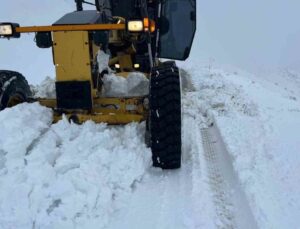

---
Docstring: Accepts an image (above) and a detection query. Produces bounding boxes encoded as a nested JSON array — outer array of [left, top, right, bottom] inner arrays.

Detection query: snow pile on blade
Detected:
[[98, 50, 149, 97], [180, 61, 300, 229], [0, 103, 151, 229], [102, 72, 149, 97]]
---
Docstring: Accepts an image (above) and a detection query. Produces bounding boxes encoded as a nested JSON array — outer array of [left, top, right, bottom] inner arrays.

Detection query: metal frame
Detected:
[[39, 96, 147, 124], [16, 24, 125, 33]]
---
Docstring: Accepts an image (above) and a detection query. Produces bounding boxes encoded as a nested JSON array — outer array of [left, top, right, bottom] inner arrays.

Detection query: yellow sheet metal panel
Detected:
[[38, 98, 57, 108], [38, 97, 146, 116], [116, 72, 130, 78], [93, 97, 145, 114], [118, 54, 133, 71], [53, 31, 92, 81]]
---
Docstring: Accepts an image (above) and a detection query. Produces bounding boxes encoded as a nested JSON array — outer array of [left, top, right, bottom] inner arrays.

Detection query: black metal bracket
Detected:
[[75, 0, 98, 11]]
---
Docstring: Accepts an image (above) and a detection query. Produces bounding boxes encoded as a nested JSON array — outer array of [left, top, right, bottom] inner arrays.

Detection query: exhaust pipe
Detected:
[[75, 0, 100, 11], [75, 0, 83, 11]]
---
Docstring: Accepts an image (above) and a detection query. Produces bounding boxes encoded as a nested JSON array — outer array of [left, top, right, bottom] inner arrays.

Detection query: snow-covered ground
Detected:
[[180, 62, 300, 228], [1, 62, 299, 228], [0, 104, 151, 229]]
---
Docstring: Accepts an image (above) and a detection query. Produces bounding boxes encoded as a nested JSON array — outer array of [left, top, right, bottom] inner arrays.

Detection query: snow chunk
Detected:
[[102, 72, 149, 97], [97, 50, 111, 73], [97, 50, 149, 97], [31, 77, 56, 99]]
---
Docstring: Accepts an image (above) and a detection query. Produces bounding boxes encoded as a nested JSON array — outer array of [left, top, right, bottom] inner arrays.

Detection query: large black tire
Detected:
[[0, 70, 31, 111], [149, 62, 182, 169]]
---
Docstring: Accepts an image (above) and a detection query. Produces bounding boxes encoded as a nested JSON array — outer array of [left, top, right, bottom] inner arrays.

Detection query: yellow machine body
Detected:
[[38, 29, 147, 124], [53, 31, 92, 82]]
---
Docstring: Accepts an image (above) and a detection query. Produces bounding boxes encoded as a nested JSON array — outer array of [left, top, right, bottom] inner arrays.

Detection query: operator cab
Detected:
[[96, 0, 196, 61], [45, 0, 196, 73]]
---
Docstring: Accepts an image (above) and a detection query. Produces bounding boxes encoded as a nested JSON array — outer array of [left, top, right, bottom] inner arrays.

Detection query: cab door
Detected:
[[158, 0, 196, 60]]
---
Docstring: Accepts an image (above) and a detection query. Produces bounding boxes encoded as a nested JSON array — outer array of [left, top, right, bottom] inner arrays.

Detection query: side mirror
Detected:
[[35, 32, 52, 48]]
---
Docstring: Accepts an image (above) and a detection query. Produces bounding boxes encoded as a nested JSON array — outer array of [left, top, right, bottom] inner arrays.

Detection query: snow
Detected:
[[97, 50, 149, 97], [97, 50, 111, 74], [102, 72, 149, 97], [31, 77, 56, 99], [0, 104, 151, 229], [180, 61, 300, 229], [1, 63, 300, 228]]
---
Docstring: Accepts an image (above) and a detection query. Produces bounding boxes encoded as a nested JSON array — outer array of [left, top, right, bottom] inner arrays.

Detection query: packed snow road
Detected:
[[1, 64, 300, 229]]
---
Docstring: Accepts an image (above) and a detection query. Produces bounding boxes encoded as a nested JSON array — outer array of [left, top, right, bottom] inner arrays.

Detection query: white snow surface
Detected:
[[0, 62, 300, 228], [179, 61, 300, 229], [0, 104, 151, 229]]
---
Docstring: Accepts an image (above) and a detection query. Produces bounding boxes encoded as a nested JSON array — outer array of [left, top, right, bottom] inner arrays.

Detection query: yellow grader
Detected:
[[0, 0, 196, 169]]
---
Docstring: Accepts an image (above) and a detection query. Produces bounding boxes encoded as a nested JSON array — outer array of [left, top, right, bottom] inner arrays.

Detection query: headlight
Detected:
[[127, 20, 144, 32], [0, 25, 13, 35], [127, 19, 156, 33], [0, 23, 20, 38]]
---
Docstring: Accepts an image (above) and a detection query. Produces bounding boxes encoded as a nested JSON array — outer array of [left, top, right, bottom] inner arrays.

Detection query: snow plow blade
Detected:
[[38, 97, 146, 124]]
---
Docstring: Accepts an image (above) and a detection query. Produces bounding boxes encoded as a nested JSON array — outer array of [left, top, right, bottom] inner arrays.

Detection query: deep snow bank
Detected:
[[0, 103, 151, 229], [180, 62, 300, 229]]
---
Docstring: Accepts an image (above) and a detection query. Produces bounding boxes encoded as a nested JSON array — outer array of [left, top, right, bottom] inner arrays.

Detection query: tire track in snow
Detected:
[[201, 128, 235, 228], [185, 100, 255, 229], [183, 100, 232, 228], [208, 125, 258, 229], [182, 68, 257, 228], [182, 114, 217, 229], [199, 125, 258, 229]]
